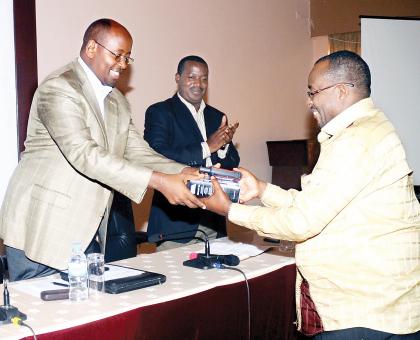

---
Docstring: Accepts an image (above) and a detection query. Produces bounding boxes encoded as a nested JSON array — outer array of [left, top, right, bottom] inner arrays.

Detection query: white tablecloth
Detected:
[[0, 243, 295, 339]]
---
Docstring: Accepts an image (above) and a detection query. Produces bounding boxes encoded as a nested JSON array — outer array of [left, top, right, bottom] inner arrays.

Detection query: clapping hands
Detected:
[[207, 115, 239, 153]]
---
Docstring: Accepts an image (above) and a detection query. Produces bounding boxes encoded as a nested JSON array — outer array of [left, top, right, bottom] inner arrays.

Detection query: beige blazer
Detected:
[[0, 60, 184, 269]]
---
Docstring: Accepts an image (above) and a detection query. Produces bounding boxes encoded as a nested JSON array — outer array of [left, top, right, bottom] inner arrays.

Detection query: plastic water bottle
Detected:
[[68, 241, 88, 301]]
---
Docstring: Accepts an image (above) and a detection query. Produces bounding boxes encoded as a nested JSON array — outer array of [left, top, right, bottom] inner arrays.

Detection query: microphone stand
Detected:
[[0, 258, 27, 325], [154, 235, 218, 269], [150, 229, 239, 270], [182, 230, 227, 270]]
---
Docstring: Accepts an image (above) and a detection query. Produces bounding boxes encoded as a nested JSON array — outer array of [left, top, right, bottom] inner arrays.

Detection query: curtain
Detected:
[[328, 31, 361, 55]]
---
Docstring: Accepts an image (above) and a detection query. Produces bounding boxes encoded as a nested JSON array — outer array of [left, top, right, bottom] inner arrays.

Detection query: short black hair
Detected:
[[82, 18, 113, 48], [315, 50, 371, 97], [177, 55, 208, 75]]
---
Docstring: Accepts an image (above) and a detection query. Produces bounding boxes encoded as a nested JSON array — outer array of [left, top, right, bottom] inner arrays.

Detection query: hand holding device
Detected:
[[235, 167, 267, 203], [198, 177, 233, 216], [187, 166, 241, 203], [150, 172, 206, 208]]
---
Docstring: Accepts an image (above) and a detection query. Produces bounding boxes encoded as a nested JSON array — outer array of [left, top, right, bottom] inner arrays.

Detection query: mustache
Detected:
[[309, 103, 319, 112], [190, 86, 204, 92]]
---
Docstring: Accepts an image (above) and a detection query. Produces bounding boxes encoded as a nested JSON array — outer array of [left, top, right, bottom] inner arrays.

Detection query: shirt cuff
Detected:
[[228, 203, 258, 229], [260, 183, 294, 208], [217, 144, 230, 159], [201, 142, 211, 159]]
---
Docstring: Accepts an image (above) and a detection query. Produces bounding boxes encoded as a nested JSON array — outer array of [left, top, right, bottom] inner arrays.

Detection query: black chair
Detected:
[[0, 194, 147, 274], [0, 255, 7, 284], [105, 192, 147, 262]]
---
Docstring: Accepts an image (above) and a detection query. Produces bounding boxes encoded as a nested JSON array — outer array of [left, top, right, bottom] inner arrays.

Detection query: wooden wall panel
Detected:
[[310, 0, 420, 36], [13, 0, 37, 156]]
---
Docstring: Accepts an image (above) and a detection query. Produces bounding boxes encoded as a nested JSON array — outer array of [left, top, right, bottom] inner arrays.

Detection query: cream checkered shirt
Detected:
[[229, 98, 420, 334]]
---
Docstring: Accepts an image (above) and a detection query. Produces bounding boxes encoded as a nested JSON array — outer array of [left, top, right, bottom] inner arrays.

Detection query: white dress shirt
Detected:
[[177, 93, 228, 167], [78, 57, 112, 117]]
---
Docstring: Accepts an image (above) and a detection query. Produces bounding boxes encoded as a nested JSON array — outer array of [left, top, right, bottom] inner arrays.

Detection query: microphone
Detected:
[[184, 252, 240, 270], [184, 230, 240, 270], [0, 256, 27, 326], [189, 253, 240, 267], [211, 254, 240, 266], [150, 229, 240, 269]]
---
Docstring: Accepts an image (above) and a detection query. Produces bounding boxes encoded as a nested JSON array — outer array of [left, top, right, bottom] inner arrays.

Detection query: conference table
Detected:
[[1, 241, 298, 340]]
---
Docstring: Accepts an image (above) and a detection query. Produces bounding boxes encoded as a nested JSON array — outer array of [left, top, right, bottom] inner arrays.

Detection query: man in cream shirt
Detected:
[[202, 51, 420, 339]]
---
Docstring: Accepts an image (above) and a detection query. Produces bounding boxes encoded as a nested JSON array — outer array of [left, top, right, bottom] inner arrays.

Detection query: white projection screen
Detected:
[[361, 17, 420, 185]]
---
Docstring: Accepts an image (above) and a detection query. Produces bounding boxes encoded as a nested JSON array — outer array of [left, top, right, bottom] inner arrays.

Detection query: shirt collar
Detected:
[[177, 92, 206, 114], [78, 57, 112, 104], [318, 97, 375, 143]]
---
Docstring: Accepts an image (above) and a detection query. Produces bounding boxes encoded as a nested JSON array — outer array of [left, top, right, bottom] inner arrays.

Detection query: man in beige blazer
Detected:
[[0, 18, 204, 281]]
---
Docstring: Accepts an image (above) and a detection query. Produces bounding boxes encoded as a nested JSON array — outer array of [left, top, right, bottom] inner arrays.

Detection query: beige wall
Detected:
[[36, 0, 314, 229], [311, 36, 329, 64]]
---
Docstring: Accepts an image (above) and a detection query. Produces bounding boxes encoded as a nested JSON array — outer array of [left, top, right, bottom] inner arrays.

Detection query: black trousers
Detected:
[[5, 238, 100, 282], [313, 327, 420, 340]]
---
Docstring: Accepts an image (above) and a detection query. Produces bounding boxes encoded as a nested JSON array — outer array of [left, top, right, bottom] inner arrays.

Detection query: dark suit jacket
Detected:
[[144, 94, 240, 242]]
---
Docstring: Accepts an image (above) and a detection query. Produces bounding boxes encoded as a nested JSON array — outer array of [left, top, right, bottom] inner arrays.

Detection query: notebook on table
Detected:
[[60, 264, 166, 294]]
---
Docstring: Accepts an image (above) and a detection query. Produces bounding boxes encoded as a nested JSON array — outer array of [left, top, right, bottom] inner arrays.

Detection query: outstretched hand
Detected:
[[181, 166, 201, 177], [235, 167, 267, 203], [200, 177, 232, 216], [149, 171, 206, 209]]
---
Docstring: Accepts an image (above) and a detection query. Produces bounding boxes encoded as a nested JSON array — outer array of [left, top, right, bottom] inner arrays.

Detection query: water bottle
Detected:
[[68, 241, 88, 301]]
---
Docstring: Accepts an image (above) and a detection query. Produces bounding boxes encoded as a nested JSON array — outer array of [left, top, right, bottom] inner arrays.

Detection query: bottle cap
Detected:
[[71, 241, 82, 253]]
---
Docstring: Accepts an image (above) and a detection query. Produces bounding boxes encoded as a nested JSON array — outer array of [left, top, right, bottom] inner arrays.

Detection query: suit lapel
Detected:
[[73, 60, 108, 149], [97, 191, 114, 254], [104, 93, 118, 152], [171, 95, 204, 142], [203, 106, 223, 138]]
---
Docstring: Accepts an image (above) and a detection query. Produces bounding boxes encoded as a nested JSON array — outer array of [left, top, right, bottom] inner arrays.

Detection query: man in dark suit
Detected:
[[144, 55, 240, 250]]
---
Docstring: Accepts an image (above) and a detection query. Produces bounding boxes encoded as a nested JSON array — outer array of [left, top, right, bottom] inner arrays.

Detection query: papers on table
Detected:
[[104, 264, 144, 281], [201, 237, 271, 260], [11, 276, 68, 298]]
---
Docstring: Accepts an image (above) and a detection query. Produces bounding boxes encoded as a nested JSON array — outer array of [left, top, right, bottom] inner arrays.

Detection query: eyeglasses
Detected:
[[94, 40, 134, 65], [307, 83, 354, 99]]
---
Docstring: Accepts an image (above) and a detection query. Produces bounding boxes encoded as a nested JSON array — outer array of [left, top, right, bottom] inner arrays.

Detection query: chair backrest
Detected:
[[0, 255, 7, 284], [105, 192, 137, 262]]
